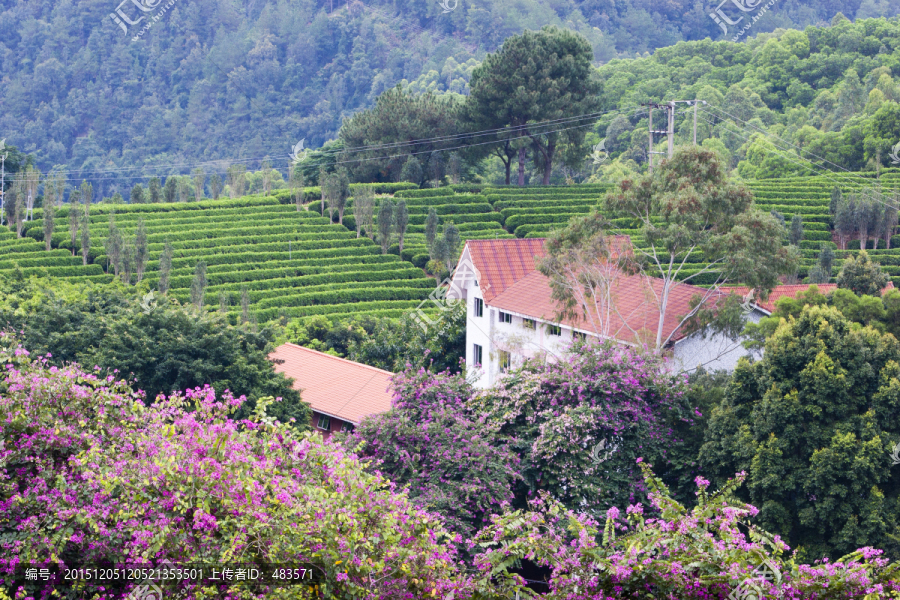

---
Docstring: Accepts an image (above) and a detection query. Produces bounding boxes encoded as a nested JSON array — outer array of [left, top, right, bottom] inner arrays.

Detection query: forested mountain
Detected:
[[1, 0, 899, 198]]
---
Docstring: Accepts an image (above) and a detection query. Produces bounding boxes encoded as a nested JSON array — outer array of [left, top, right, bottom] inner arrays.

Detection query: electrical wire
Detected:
[[693, 110, 900, 213], [5, 106, 638, 185], [702, 105, 896, 199]]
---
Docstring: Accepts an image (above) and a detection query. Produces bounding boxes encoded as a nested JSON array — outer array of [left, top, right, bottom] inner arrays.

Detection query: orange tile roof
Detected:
[[727, 281, 895, 313], [269, 343, 394, 424], [466, 236, 630, 303], [466, 238, 547, 303], [468, 238, 723, 345]]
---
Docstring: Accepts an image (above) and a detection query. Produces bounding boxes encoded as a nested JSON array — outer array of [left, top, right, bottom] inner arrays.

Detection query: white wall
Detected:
[[670, 308, 765, 373]]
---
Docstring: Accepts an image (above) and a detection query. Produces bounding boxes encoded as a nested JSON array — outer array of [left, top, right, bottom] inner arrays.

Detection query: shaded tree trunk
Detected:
[[517, 147, 526, 186], [542, 139, 556, 186]]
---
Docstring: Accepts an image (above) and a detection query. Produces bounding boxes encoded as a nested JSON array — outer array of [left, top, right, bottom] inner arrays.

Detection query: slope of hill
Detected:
[[20, 196, 436, 323], [0, 225, 111, 283], [1, 1, 898, 197]]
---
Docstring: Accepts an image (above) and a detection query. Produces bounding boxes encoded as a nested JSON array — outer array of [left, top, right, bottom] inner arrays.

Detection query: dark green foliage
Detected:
[[400, 156, 423, 186], [163, 178, 177, 203], [130, 184, 145, 204], [148, 178, 161, 204], [465, 26, 601, 185], [0, 278, 310, 428], [837, 250, 890, 296], [284, 301, 466, 375], [340, 87, 461, 184], [701, 304, 900, 561], [662, 369, 732, 505]]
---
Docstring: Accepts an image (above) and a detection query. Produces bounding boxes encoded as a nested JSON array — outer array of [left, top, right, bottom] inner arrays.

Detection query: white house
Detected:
[[450, 238, 770, 389]]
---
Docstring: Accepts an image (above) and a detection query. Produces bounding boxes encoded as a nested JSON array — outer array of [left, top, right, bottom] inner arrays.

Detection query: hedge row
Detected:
[[197, 265, 426, 296], [500, 205, 595, 220], [25, 205, 315, 234], [79, 222, 362, 247], [505, 212, 596, 231], [493, 198, 599, 211], [753, 203, 830, 215], [0, 256, 85, 270], [45, 196, 281, 219], [253, 285, 430, 310], [183, 277, 434, 306], [173, 260, 420, 285], [252, 299, 427, 323], [394, 188, 458, 198], [139, 254, 404, 285], [406, 221, 506, 234], [0, 264, 107, 278], [152, 257, 413, 289]]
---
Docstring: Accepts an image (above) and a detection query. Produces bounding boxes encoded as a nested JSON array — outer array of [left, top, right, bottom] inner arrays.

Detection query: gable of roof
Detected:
[[465, 238, 547, 303], [465, 236, 631, 303], [269, 343, 394, 424]]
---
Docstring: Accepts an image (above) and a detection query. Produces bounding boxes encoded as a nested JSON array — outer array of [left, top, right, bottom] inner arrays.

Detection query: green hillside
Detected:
[[0, 226, 111, 283], [19, 196, 435, 323], [8, 167, 900, 326]]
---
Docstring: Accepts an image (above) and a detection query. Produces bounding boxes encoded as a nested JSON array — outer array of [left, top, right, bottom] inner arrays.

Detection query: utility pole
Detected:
[[642, 102, 670, 174], [667, 101, 675, 159], [693, 101, 699, 145], [643, 100, 709, 172]]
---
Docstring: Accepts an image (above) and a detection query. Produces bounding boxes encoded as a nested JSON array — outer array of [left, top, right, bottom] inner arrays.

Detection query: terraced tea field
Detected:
[[0, 224, 111, 283], [5, 169, 900, 326], [17, 195, 435, 323]]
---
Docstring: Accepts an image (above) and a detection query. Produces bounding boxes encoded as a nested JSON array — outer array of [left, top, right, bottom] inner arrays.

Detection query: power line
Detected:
[[702, 105, 895, 199], [12, 106, 638, 186], [693, 110, 900, 214]]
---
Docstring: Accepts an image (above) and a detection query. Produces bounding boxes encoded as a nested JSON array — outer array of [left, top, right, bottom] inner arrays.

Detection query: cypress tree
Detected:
[[190, 261, 208, 309], [79, 206, 90, 266], [378, 198, 393, 255], [148, 178, 162, 203], [158, 239, 174, 294], [134, 218, 148, 282], [395, 199, 409, 254]]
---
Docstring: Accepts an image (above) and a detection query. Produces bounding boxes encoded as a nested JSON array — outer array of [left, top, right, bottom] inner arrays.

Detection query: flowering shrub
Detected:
[[341, 368, 521, 540], [470, 342, 692, 517], [471, 461, 900, 599], [0, 335, 471, 599]]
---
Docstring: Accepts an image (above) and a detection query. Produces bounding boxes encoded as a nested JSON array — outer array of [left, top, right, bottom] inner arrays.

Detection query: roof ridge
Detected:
[[279, 342, 395, 376]]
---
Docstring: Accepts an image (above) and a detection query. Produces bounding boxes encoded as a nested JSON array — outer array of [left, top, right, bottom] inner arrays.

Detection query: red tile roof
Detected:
[[269, 343, 393, 424], [727, 281, 895, 313], [465, 238, 547, 303], [467, 238, 723, 345]]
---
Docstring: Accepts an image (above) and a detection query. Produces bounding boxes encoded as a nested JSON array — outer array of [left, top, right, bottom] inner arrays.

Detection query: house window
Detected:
[[317, 415, 331, 431], [498, 350, 511, 372], [473, 344, 483, 366], [548, 324, 562, 336], [474, 297, 483, 317], [574, 331, 587, 342], [340, 422, 354, 433], [523, 318, 536, 330], [499, 311, 512, 323]]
